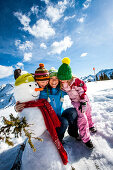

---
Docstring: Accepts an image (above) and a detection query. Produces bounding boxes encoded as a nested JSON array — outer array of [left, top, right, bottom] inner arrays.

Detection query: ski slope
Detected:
[[0, 80, 113, 170]]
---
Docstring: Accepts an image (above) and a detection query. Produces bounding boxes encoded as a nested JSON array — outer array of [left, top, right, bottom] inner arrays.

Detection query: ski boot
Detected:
[[85, 140, 94, 149], [89, 127, 97, 133]]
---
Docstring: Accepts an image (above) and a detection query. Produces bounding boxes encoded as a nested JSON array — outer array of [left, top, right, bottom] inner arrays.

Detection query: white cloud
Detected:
[[41, 0, 49, 4], [46, 0, 68, 23], [49, 36, 73, 55], [14, 12, 55, 39], [14, 12, 30, 28], [27, 19, 55, 39], [40, 43, 47, 49], [46, 6, 63, 23], [16, 62, 24, 69], [77, 14, 87, 23], [24, 52, 32, 61], [31, 5, 38, 15], [15, 40, 21, 46], [58, 0, 68, 7], [15, 40, 33, 51], [0, 65, 14, 79], [80, 52, 88, 57], [83, 0, 92, 10], [69, 0, 75, 8], [64, 14, 76, 21], [77, 17, 85, 23]]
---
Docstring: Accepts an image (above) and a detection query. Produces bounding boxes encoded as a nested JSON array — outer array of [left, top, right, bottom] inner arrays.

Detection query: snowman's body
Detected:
[[14, 80, 68, 170]]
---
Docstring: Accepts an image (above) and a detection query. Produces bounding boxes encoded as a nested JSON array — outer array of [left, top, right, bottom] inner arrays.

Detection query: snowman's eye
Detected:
[[29, 85, 32, 87], [35, 84, 37, 86]]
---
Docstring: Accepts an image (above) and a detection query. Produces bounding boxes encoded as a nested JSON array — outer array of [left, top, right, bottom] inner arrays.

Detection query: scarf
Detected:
[[24, 98, 68, 165]]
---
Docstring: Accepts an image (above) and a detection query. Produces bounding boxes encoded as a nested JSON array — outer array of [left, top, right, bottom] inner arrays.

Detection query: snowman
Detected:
[[14, 73, 69, 170]]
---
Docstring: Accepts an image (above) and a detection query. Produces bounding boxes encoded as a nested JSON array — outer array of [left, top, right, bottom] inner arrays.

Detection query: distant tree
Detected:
[[96, 75, 98, 81], [88, 80, 91, 82], [110, 72, 113, 79], [103, 73, 109, 80], [99, 73, 104, 81]]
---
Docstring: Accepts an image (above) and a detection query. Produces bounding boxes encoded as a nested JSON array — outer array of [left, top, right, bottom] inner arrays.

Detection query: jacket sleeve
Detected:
[[61, 90, 68, 97], [74, 78, 87, 102], [39, 89, 48, 99]]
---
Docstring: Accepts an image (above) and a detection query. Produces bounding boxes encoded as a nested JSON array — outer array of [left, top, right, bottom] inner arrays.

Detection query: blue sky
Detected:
[[0, 0, 113, 85]]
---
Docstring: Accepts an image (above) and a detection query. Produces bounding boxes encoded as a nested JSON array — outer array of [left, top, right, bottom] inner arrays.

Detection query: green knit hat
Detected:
[[57, 57, 72, 80], [15, 73, 35, 86], [49, 67, 58, 77]]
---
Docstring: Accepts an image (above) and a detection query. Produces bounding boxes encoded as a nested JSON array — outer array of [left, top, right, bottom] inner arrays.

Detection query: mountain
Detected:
[[81, 69, 113, 82], [81, 75, 95, 82], [0, 84, 15, 109]]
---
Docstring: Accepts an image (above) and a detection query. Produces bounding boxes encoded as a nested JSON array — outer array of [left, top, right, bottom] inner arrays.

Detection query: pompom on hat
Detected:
[[57, 57, 72, 80], [35, 63, 49, 81]]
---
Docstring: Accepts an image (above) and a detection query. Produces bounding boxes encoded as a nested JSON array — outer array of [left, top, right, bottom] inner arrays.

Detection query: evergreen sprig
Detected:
[[0, 114, 43, 151]]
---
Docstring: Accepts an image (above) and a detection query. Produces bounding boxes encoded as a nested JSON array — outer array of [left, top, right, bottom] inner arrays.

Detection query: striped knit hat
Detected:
[[35, 63, 49, 81]]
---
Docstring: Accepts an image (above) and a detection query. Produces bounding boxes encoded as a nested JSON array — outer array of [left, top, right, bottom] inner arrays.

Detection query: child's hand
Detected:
[[79, 102, 87, 113], [14, 101, 25, 112], [62, 82, 68, 88], [62, 83, 71, 91]]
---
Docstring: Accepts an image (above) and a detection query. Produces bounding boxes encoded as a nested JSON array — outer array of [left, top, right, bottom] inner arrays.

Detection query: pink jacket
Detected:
[[62, 78, 88, 104]]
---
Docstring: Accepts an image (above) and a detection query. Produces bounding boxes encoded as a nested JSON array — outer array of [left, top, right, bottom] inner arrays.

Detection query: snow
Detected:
[[0, 80, 113, 170]]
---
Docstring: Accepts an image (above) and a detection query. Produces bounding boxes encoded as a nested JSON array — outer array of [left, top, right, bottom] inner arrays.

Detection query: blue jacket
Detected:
[[39, 86, 67, 116]]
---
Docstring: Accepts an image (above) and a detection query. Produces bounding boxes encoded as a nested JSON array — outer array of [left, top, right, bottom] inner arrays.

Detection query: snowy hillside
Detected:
[[0, 80, 113, 170], [0, 84, 15, 109]]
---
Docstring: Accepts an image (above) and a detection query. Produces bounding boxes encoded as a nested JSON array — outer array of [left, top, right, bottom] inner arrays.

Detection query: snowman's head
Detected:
[[14, 73, 43, 103]]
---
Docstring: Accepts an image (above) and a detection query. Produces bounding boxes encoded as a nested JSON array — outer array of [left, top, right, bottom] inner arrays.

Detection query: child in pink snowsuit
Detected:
[[57, 57, 97, 149]]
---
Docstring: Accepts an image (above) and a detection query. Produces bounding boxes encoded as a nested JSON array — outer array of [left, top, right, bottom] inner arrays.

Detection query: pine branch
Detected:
[[0, 114, 43, 151]]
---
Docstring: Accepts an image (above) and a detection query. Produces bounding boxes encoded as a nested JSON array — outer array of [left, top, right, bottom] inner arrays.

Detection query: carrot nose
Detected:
[[35, 88, 43, 91]]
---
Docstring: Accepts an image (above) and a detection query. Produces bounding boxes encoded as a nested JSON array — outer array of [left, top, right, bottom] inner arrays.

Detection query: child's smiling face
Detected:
[[36, 80, 49, 88], [49, 76, 59, 88]]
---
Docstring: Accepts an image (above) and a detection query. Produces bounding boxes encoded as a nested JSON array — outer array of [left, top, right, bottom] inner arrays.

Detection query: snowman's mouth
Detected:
[[32, 95, 38, 97]]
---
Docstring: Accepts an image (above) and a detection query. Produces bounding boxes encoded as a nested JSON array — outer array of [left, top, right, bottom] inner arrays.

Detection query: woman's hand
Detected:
[[14, 101, 25, 112]]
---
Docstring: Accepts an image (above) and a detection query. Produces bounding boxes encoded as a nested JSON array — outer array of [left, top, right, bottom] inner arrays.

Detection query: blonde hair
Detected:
[[60, 76, 76, 89]]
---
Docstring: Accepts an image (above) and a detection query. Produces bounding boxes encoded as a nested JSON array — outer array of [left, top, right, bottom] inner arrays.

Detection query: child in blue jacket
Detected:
[[39, 67, 79, 142]]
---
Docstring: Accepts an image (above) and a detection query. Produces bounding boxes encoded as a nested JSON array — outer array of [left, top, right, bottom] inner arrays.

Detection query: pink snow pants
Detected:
[[72, 100, 94, 143]]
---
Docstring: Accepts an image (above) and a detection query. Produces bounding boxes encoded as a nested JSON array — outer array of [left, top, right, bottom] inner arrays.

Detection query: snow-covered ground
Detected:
[[0, 80, 113, 170]]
